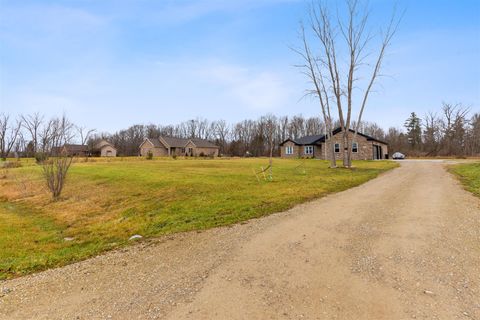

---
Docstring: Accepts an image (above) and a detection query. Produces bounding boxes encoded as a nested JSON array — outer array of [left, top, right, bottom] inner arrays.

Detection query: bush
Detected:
[[35, 152, 48, 164], [146, 151, 153, 160], [172, 154, 177, 160], [42, 156, 73, 200], [199, 152, 205, 157]]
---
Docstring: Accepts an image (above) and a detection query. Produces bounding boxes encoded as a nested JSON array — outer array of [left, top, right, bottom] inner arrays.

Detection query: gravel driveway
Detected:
[[1, 160, 479, 319]]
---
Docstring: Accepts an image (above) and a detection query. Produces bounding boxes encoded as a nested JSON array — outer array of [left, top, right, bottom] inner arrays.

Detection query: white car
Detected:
[[392, 152, 406, 160]]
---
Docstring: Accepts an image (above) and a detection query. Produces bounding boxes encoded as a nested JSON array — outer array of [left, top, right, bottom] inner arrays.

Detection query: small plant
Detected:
[[35, 152, 48, 164], [172, 154, 177, 160], [42, 155, 73, 201], [199, 152, 205, 157], [146, 150, 153, 160]]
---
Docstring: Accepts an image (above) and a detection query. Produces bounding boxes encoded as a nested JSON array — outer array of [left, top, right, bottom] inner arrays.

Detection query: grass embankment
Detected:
[[450, 162, 480, 198], [0, 158, 397, 279]]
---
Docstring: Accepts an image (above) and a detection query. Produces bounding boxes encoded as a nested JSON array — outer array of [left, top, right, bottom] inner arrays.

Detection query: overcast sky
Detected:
[[1, 0, 479, 133]]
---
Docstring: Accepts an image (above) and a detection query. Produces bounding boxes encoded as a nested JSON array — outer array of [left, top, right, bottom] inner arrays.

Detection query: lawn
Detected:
[[0, 157, 397, 279], [450, 162, 480, 198]]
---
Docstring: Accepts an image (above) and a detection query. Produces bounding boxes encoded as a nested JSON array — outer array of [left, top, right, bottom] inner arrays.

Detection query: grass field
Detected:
[[450, 162, 480, 198], [0, 157, 397, 279]]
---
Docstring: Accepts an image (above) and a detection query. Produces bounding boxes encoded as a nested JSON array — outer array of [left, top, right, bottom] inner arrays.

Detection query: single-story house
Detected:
[[91, 140, 117, 157], [52, 140, 117, 157], [52, 144, 88, 157], [139, 136, 219, 157], [280, 127, 389, 160]]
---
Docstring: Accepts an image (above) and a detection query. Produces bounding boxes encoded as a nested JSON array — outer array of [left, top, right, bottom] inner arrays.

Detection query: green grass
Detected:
[[450, 162, 480, 198], [0, 158, 397, 279]]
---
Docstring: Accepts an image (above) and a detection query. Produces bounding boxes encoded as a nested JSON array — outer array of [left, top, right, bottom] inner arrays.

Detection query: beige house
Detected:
[[92, 140, 117, 157], [280, 127, 389, 160], [139, 136, 219, 157]]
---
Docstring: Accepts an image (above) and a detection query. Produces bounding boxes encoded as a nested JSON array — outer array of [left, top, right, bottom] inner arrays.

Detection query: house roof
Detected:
[[143, 138, 163, 148], [94, 140, 116, 151], [144, 136, 219, 149], [161, 136, 190, 148], [63, 144, 88, 152], [190, 138, 220, 149], [294, 135, 325, 145], [280, 127, 388, 146]]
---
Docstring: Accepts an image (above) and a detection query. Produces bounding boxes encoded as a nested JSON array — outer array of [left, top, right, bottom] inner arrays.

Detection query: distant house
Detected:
[[280, 127, 389, 160], [139, 136, 219, 157], [52, 144, 88, 157], [91, 140, 117, 157], [51, 140, 117, 157]]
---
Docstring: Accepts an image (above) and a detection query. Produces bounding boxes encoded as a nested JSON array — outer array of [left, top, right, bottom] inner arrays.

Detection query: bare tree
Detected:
[[213, 120, 230, 155], [295, 0, 400, 167], [42, 155, 73, 200], [41, 115, 75, 200], [440, 103, 469, 156], [76, 125, 96, 146], [21, 112, 44, 156], [0, 113, 22, 160], [423, 111, 441, 156]]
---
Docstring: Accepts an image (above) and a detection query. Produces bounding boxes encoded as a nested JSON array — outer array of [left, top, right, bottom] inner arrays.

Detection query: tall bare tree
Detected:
[[0, 113, 22, 160], [76, 125, 96, 146], [21, 112, 44, 156], [295, 0, 400, 167]]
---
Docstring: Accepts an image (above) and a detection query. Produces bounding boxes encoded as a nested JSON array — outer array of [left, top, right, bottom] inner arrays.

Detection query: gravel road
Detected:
[[1, 160, 479, 319]]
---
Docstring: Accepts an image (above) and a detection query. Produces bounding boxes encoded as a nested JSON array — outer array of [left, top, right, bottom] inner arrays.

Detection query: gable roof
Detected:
[[279, 127, 388, 146], [94, 140, 116, 151], [160, 136, 190, 148], [189, 138, 220, 149], [294, 135, 325, 145], [142, 136, 219, 149], [140, 138, 163, 148]]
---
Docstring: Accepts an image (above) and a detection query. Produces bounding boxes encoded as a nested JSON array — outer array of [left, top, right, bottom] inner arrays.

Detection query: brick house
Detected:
[[91, 140, 117, 157], [52, 140, 117, 157], [139, 136, 219, 157], [280, 127, 389, 160]]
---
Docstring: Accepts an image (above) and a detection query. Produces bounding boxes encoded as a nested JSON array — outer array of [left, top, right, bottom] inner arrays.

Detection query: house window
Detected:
[[304, 146, 313, 155], [352, 142, 358, 153], [334, 143, 340, 153], [188, 147, 193, 155], [285, 146, 293, 155]]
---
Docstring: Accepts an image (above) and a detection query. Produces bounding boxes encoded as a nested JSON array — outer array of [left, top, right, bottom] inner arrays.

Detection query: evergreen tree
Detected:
[[404, 112, 422, 149]]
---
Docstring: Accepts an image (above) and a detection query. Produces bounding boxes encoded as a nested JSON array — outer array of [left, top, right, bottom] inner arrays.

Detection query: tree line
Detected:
[[2, 105, 478, 160], [389, 103, 479, 157]]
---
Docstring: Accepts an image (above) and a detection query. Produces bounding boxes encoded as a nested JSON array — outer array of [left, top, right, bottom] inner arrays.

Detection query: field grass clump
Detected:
[[450, 162, 480, 197], [0, 158, 397, 279]]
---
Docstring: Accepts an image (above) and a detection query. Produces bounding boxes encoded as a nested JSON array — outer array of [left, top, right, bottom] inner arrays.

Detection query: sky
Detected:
[[0, 0, 479, 133]]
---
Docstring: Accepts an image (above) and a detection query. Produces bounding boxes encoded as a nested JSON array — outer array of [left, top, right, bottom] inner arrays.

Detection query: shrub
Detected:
[[199, 152, 205, 157], [35, 152, 48, 164], [172, 154, 177, 160], [146, 151, 153, 160], [42, 156, 73, 200]]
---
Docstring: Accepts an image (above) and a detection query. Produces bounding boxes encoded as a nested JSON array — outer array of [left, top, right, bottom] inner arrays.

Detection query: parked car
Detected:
[[392, 152, 406, 160]]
